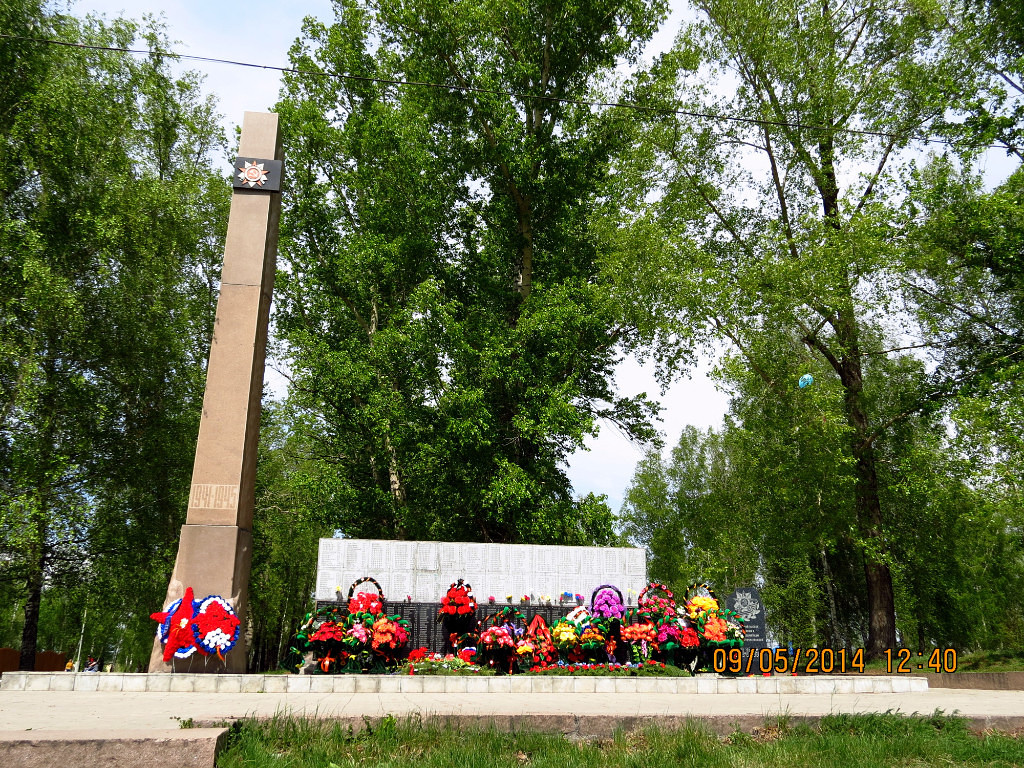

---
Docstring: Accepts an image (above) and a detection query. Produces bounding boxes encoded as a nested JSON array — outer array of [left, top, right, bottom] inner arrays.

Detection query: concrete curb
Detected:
[[930, 672, 1024, 690], [0, 727, 229, 768], [191, 712, 1024, 738], [0, 671, 929, 695]]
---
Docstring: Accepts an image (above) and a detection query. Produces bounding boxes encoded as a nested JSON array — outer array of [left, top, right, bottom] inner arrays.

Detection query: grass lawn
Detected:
[[215, 713, 1024, 768]]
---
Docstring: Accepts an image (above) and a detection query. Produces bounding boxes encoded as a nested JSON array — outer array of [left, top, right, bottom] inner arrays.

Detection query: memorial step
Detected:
[[1, 671, 929, 694]]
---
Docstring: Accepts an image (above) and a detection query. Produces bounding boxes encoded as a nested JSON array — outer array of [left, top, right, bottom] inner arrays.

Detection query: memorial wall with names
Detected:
[[316, 539, 648, 603]]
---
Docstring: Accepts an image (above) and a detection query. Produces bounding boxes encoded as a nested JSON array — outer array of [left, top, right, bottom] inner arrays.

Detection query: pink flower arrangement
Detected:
[[346, 622, 370, 644], [592, 588, 625, 619], [479, 626, 514, 649]]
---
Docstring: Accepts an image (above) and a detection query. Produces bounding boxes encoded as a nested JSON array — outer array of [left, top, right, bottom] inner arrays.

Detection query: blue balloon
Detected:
[[798, 374, 814, 388]]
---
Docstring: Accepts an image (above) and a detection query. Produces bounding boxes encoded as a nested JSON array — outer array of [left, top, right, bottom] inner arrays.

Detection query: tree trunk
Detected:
[[836, 311, 898, 659], [19, 539, 45, 671], [817, 134, 897, 659]]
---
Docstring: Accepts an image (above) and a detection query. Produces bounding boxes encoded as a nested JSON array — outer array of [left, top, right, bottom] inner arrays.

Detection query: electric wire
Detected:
[[0, 31, 1017, 152]]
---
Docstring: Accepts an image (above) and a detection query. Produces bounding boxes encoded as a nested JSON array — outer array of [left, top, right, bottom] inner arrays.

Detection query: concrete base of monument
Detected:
[[1, 671, 929, 694], [0, 728, 228, 768]]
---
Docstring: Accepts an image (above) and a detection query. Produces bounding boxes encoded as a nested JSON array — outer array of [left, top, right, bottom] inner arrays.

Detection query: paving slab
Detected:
[[0, 727, 228, 768], [1, 688, 1022, 734]]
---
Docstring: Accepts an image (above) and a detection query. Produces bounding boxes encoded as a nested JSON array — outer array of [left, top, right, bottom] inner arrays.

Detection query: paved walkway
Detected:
[[2, 688, 1023, 733]]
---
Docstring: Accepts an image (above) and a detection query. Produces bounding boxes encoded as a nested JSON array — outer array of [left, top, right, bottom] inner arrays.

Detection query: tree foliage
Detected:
[[272, 0, 665, 546], [604, 0, 1022, 656], [0, 1, 228, 669]]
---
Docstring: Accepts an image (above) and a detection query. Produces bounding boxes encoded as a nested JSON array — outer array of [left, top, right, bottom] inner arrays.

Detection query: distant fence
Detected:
[[0, 647, 67, 673]]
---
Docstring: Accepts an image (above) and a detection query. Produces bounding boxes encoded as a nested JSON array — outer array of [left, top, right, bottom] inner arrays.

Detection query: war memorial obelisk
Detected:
[[149, 112, 283, 673]]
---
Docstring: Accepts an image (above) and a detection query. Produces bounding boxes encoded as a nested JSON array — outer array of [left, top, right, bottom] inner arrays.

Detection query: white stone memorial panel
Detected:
[[315, 539, 647, 603]]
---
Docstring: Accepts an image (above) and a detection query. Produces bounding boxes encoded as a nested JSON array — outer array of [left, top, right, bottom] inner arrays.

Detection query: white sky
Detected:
[[69, 0, 1015, 512]]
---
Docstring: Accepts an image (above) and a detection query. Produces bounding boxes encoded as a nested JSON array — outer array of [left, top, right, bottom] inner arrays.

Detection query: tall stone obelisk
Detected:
[[150, 112, 283, 673]]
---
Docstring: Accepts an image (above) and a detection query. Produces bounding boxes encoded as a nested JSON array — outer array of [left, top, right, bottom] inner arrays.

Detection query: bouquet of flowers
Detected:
[[685, 595, 719, 621], [349, 592, 383, 616], [370, 615, 410, 653], [346, 576, 386, 617], [621, 621, 658, 662], [437, 579, 478, 653], [698, 608, 745, 649], [551, 619, 580, 651], [578, 624, 607, 662], [638, 582, 677, 618], [309, 621, 346, 644], [479, 626, 514, 652], [525, 614, 558, 668], [438, 579, 477, 617], [684, 583, 719, 621], [678, 622, 700, 648], [591, 585, 626, 619]]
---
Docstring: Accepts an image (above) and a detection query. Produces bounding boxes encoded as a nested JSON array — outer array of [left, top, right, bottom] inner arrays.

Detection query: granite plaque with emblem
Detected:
[[725, 587, 768, 647]]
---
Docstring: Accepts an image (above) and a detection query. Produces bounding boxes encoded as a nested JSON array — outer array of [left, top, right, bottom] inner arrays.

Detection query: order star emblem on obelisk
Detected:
[[237, 159, 269, 187]]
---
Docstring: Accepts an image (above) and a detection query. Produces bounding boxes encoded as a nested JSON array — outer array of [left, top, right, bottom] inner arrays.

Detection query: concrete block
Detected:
[[593, 677, 616, 694], [95, 674, 124, 692], [487, 676, 511, 693], [717, 678, 739, 694], [549, 677, 574, 693], [910, 677, 928, 692], [530, 676, 553, 693], [794, 676, 817, 694], [675, 677, 698, 694], [510, 676, 532, 694], [443, 676, 468, 693], [465, 675, 490, 693], [635, 678, 659, 694], [873, 677, 893, 693], [398, 676, 422, 693], [777, 677, 797, 694], [263, 675, 288, 693], [572, 677, 596, 693], [26, 674, 55, 692], [1, 673, 27, 691], [237, 674, 263, 693], [736, 678, 758, 694], [192, 675, 220, 693], [891, 677, 912, 693], [353, 676, 378, 693], [756, 677, 780, 693], [146, 674, 172, 692], [833, 678, 855, 694], [215, 675, 242, 693], [853, 677, 874, 693], [169, 675, 195, 692], [696, 676, 718, 694], [308, 676, 335, 693], [653, 679, 678, 694], [378, 677, 402, 693], [813, 678, 836, 694], [75, 674, 100, 692], [332, 675, 356, 693], [121, 674, 149, 692], [0, 727, 228, 768], [49, 674, 76, 692]]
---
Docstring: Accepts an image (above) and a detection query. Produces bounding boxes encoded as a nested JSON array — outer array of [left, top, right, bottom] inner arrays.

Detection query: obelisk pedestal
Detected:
[[149, 112, 283, 673]]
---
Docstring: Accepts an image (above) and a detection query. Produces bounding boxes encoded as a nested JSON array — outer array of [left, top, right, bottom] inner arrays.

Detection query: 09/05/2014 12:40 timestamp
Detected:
[[712, 647, 959, 674]]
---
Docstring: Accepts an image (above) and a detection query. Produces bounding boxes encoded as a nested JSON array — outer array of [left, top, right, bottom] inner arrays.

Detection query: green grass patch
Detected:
[[215, 712, 1024, 768]]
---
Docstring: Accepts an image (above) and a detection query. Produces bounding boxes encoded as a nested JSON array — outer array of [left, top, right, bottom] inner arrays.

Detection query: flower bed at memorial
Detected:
[[284, 578, 746, 675]]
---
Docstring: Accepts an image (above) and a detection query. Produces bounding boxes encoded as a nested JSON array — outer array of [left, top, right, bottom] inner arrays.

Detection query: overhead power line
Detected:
[[0, 32, 1015, 152]]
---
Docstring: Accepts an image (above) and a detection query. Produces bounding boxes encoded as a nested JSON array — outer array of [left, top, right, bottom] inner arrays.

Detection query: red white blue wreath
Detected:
[[151, 587, 240, 662], [192, 595, 240, 657]]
